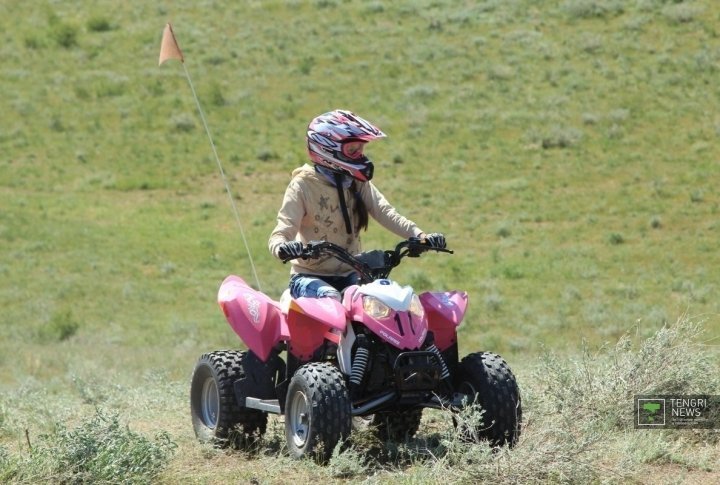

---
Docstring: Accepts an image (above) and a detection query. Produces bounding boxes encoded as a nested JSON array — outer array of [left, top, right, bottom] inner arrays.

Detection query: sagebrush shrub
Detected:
[[1, 410, 176, 483]]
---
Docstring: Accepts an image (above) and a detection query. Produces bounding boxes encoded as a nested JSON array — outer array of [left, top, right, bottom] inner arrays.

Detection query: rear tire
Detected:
[[454, 352, 522, 447], [372, 408, 423, 441], [190, 350, 268, 449], [285, 362, 351, 462]]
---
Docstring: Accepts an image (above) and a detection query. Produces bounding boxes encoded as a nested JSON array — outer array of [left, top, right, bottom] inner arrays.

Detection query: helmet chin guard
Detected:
[[307, 109, 385, 182]]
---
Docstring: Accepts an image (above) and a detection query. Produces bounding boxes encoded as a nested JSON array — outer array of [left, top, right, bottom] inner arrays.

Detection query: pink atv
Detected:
[[190, 238, 522, 460]]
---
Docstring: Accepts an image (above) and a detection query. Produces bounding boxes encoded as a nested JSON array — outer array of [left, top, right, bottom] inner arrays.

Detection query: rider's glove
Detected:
[[424, 233, 446, 249], [277, 241, 304, 260]]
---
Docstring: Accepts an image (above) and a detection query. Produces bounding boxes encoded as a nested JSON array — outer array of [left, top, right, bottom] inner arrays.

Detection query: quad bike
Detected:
[[190, 237, 522, 461]]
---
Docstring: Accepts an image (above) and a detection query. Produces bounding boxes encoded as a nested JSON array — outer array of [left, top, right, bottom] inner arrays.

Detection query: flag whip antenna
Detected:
[[159, 23, 262, 291]]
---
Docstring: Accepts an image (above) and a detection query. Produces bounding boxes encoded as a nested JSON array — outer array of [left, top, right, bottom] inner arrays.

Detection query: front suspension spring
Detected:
[[427, 344, 450, 380], [350, 347, 370, 386]]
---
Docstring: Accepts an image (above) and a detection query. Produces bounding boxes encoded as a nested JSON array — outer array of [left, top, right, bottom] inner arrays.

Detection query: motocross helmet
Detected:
[[307, 109, 386, 182]]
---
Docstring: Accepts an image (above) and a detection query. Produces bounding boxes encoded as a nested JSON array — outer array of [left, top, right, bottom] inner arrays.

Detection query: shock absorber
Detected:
[[350, 335, 370, 389], [426, 342, 450, 381]]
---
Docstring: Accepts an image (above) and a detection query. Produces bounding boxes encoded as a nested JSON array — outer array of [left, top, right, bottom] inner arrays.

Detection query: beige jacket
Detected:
[[268, 164, 423, 276]]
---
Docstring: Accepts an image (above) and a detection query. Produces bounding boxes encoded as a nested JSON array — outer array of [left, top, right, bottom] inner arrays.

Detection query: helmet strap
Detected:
[[334, 172, 353, 235]]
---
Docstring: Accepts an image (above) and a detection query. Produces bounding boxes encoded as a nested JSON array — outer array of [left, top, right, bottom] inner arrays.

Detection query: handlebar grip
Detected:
[[281, 253, 311, 264], [418, 238, 452, 254]]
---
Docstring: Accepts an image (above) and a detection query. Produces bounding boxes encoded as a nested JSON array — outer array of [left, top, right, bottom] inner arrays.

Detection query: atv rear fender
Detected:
[[218, 275, 289, 362], [419, 291, 468, 351]]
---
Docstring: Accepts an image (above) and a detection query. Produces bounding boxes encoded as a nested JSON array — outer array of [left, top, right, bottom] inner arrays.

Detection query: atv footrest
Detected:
[[245, 397, 281, 414]]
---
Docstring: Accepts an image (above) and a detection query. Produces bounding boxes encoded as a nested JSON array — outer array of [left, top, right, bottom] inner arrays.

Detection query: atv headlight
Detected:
[[363, 296, 391, 319], [410, 294, 425, 320]]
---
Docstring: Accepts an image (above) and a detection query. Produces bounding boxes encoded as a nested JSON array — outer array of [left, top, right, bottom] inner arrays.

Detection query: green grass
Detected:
[[1, 0, 719, 482], [1, 318, 717, 483]]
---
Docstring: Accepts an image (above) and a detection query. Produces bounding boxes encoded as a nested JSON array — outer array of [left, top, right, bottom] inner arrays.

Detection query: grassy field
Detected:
[[1, 0, 719, 482]]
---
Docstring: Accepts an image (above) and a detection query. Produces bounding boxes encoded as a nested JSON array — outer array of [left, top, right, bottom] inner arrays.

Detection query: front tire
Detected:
[[190, 350, 268, 448], [454, 352, 522, 447], [285, 362, 351, 462]]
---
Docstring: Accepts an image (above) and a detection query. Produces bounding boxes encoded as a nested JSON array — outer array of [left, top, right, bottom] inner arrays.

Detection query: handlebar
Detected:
[[281, 237, 453, 283]]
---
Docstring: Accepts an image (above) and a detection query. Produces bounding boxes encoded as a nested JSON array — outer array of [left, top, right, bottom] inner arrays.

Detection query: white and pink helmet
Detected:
[[306, 109, 386, 182]]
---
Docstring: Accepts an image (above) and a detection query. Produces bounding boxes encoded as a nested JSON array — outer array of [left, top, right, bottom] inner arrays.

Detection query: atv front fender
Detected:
[[419, 291, 468, 351], [286, 297, 347, 361]]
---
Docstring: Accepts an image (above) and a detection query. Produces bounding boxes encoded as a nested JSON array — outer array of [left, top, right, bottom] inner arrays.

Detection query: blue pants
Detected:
[[289, 273, 359, 300]]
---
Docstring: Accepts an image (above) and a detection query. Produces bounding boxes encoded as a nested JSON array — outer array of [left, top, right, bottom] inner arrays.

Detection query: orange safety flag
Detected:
[[158, 23, 184, 65]]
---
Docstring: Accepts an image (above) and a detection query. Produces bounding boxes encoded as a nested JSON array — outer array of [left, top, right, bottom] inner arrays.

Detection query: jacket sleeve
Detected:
[[268, 179, 305, 258], [362, 182, 423, 239]]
